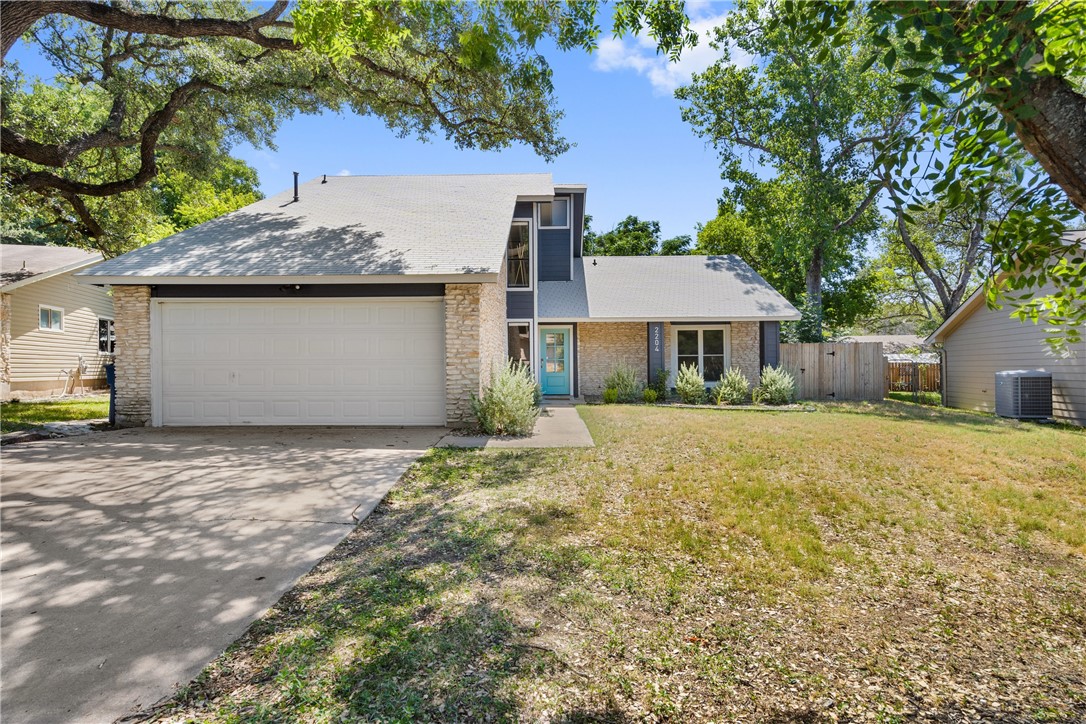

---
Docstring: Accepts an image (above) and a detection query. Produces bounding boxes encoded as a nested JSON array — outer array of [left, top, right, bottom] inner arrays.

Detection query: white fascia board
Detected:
[[537, 314, 803, 323], [74, 272, 500, 286], [1, 258, 104, 293]]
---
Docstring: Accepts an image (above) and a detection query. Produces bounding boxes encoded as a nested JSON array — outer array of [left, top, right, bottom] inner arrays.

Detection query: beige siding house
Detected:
[[2, 245, 113, 399], [927, 280, 1086, 426]]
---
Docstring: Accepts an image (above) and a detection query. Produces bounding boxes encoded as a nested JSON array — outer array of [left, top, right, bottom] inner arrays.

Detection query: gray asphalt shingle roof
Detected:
[[1, 244, 103, 287], [539, 255, 800, 321], [79, 174, 555, 281]]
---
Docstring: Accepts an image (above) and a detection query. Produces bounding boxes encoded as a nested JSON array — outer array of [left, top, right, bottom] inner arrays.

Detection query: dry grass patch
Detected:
[[155, 404, 1085, 723]]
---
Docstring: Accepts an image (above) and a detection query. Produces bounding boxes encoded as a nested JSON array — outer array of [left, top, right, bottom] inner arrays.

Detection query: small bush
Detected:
[[604, 363, 640, 403], [642, 388, 658, 404], [651, 368, 671, 399], [712, 366, 750, 405], [470, 360, 540, 435], [675, 362, 706, 404], [752, 365, 796, 405], [602, 387, 619, 404]]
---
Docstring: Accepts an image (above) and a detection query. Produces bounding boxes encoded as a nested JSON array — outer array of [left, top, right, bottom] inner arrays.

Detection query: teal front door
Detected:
[[539, 327, 571, 395]]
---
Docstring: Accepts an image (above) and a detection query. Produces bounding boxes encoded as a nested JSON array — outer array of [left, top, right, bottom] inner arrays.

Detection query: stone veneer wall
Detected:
[[444, 275, 506, 426], [1, 293, 11, 398], [730, 321, 761, 387], [578, 322, 648, 398], [113, 286, 152, 426]]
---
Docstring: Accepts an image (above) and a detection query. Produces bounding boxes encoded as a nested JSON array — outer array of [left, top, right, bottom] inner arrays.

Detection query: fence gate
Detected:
[[779, 342, 886, 402]]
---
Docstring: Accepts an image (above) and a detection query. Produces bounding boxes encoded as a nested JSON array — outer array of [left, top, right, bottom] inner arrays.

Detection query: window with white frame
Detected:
[[38, 305, 63, 332], [507, 323, 531, 368], [98, 318, 116, 354], [538, 198, 569, 228], [507, 222, 530, 289], [674, 326, 728, 382]]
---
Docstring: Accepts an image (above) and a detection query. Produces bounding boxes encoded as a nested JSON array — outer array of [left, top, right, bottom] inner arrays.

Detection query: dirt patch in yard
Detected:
[[151, 405, 1085, 722]]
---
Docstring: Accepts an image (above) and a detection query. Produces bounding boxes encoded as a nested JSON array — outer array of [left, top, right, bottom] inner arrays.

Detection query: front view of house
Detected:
[[77, 173, 799, 427]]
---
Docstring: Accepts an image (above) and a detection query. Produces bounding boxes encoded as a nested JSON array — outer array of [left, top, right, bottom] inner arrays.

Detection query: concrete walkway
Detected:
[[1, 426, 442, 724], [439, 402, 594, 448]]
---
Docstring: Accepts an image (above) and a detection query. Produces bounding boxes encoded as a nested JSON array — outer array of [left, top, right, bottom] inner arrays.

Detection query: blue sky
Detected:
[[9, 3, 739, 242]]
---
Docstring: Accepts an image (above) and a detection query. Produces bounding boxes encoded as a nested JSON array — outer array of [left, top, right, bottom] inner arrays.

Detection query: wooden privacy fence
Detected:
[[886, 361, 941, 393], [779, 342, 887, 402]]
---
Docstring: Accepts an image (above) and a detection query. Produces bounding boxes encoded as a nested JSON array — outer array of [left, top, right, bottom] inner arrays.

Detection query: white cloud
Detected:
[[336, 169, 351, 176], [591, 12, 750, 95]]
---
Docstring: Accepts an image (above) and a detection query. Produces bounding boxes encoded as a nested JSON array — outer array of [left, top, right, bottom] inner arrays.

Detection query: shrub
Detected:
[[752, 365, 796, 406], [603, 363, 640, 403], [642, 387, 658, 404], [602, 387, 619, 404], [470, 360, 540, 435], [675, 362, 706, 404], [712, 366, 750, 405], [651, 368, 671, 399]]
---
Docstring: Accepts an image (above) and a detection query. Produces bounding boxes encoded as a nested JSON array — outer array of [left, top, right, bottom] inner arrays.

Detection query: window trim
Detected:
[[506, 320, 534, 373], [98, 316, 116, 355], [670, 325, 730, 385], [537, 197, 571, 230], [38, 304, 64, 333], [506, 219, 534, 291]]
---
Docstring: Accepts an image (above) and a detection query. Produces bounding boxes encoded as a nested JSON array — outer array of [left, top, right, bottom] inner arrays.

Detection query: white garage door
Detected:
[[156, 299, 445, 426]]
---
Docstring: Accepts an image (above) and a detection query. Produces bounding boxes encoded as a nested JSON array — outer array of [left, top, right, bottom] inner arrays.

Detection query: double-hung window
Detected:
[[507, 222, 530, 289], [98, 318, 116, 354], [674, 326, 728, 383], [39, 305, 63, 332]]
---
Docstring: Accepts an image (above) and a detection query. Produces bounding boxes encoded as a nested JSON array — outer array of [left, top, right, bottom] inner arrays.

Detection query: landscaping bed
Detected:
[[154, 404, 1085, 722]]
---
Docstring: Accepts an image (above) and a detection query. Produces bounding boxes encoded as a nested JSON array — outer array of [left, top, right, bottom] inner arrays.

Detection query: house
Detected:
[[76, 174, 800, 427], [926, 260, 1086, 426], [1, 244, 114, 399]]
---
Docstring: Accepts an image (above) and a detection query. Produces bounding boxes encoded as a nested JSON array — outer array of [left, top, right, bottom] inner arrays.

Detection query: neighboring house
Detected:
[[840, 334, 929, 355], [76, 174, 799, 427], [1, 244, 114, 399], [926, 272, 1085, 426]]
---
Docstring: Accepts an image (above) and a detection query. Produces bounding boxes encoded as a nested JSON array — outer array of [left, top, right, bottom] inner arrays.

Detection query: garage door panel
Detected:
[[159, 300, 444, 425]]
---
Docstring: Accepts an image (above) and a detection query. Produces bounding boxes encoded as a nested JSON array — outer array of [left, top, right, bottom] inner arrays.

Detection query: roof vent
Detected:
[[995, 370, 1052, 420], [293, 171, 299, 202]]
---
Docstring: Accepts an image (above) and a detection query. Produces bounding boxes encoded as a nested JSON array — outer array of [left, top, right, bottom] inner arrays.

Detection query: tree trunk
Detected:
[[1000, 74, 1086, 213], [805, 244, 824, 340]]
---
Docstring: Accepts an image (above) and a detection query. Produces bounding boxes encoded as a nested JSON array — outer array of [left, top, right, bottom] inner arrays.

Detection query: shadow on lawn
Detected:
[[166, 448, 586, 721], [827, 399, 1085, 434]]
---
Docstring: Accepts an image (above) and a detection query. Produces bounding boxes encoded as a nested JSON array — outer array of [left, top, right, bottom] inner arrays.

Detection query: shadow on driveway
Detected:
[[0, 426, 443, 724]]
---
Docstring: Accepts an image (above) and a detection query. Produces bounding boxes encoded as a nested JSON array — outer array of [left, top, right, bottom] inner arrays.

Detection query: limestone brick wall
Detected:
[[477, 260, 507, 388], [113, 286, 152, 426], [444, 284, 481, 426], [578, 322, 648, 398], [1, 293, 11, 398], [731, 321, 761, 385]]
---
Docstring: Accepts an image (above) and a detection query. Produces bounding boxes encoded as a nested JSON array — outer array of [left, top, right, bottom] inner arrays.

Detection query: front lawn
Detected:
[[160, 403, 1085, 722], [0, 395, 109, 433]]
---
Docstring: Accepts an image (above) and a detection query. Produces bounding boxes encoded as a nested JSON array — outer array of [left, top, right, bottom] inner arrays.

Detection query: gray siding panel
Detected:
[[514, 201, 533, 218], [539, 228, 571, 282], [506, 291, 534, 319], [943, 283, 1085, 425], [760, 321, 780, 368]]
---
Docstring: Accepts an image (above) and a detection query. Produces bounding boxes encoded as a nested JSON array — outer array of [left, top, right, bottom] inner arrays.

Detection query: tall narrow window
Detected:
[[98, 318, 116, 354], [507, 222, 530, 288], [507, 323, 531, 367], [538, 198, 569, 228]]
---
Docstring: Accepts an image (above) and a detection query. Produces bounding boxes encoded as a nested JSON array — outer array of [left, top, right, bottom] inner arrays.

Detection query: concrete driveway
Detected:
[[1, 426, 443, 724]]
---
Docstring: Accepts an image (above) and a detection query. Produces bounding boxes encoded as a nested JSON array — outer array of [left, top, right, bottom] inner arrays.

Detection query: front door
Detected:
[[539, 327, 571, 396]]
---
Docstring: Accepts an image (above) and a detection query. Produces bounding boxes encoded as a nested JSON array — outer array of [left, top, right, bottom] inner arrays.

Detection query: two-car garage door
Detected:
[[157, 299, 445, 426]]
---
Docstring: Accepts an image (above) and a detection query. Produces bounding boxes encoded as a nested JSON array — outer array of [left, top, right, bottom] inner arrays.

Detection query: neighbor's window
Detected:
[[507, 222, 530, 288], [507, 323, 531, 367], [675, 326, 727, 382], [39, 305, 63, 332], [98, 318, 116, 354], [538, 198, 569, 228]]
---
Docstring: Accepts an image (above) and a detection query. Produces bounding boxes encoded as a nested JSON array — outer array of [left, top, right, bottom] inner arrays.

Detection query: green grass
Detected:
[[158, 403, 1086, 722], [887, 390, 942, 405], [0, 395, 109, 433]]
